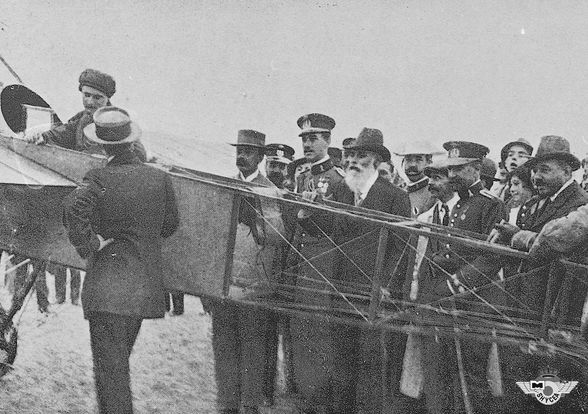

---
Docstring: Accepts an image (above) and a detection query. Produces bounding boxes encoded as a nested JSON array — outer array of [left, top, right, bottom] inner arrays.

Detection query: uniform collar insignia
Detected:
[[311, 158, 333, 175]]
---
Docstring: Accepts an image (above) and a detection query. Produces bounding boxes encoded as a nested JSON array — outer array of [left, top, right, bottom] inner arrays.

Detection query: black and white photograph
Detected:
[[0, 1, 587, 413]]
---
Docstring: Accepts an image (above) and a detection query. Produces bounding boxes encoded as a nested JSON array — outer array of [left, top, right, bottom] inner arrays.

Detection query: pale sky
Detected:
[[2, 0, 588, 174]]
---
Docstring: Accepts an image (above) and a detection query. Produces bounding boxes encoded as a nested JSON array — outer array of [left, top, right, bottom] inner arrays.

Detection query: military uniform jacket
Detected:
[[287, 158, 345, 291], [64, 151, 179, 319], [431, 180, 507, 297]]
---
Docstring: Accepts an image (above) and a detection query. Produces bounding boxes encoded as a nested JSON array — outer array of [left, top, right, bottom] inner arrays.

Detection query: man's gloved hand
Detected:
[[493, 222, 521, 245]]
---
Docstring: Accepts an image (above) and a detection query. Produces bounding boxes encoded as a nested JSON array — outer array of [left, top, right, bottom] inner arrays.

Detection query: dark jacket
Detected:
[[64, 150, 179, 318], [432, 181, 507, 300], [331, 177, 411, 295], [512, 181, 588, 320]]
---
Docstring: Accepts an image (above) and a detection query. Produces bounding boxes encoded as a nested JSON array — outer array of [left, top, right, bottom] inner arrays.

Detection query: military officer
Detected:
[[394, 141, 442, 217], [288, 113, 344, 413], [265, 143, 294, 188], [427, 141, 507, 414]]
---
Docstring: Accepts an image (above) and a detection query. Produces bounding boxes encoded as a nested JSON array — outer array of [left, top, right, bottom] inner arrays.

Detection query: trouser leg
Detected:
[[261, 310, 279, 405], [171, 292, 184, 314], [290, 316, 333, 411], [54, 265, 67, 303], [211, 301, 241, 411], [331, 323, 359, 414], [88, 312, 142, 414], [70, 269, 81, 303], [29, 260, 48, 311], [239, 305, 272, 409]]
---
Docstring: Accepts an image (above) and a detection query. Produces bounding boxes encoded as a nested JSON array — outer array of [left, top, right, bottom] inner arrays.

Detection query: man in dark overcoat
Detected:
[[327, 128, 412, 414], [64, 106, 179, 414], [495, 135, 588, 413]]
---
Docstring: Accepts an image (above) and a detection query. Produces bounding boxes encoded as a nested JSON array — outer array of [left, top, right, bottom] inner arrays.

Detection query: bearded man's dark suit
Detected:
[[328, 177, 412, 414], [502, 181, 588, 414], [64, 150, 179, 414]]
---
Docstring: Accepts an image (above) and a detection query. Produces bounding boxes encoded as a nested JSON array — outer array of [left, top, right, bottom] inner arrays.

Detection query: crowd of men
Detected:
[[215, 111, 588, 414], [10, 68, 588, 413]]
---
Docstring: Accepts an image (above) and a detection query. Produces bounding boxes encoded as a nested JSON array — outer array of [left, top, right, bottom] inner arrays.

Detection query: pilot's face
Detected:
[[81, 85, 108, 115]]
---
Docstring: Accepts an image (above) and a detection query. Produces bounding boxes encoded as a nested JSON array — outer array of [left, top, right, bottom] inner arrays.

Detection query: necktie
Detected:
[[355, 191, 362, 206], [535, 197, 551, 219], [433, 204, 441, 225], [441, 203, 450, 226]]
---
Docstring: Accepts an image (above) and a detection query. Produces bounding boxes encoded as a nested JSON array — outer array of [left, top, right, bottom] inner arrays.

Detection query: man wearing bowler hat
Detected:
[[64, 106, 179, 414], [207, 129, 279, 414], [494, 136, 588, 413], [287, 113, 344, 413], [25, 68, 146, 160], [394, 140, 442, 217], [328, 128, 411, 413]]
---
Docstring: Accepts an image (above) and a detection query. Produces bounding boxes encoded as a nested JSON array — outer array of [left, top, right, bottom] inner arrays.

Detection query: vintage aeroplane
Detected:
[[0, 81, 585, 410]]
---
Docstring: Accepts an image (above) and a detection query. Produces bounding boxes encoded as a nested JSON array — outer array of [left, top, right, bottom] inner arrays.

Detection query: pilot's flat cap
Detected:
[[78, 69, 116, 98]]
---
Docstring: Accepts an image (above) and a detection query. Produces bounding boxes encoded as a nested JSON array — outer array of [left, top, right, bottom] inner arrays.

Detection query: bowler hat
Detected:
[[394, 140, 444, 157], [297, 113, 336, 136], [347, 128, 391, 162], [266, 143, 294, 164], [440, 141, 489, 167], [526, 135, 581, 171], [83, 106, 141, 144], [500, 138, 533, 162], [78, 69, 116, 98], [229, 129, 266, 148]]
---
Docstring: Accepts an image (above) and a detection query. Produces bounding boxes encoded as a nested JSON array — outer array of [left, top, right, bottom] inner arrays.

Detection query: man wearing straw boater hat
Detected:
[[420, 141, 507, 414], [495, 135, 588, 413], [394, 140, 442, 217], [64, 106, 179, 414], [327, 128, 411, 413]]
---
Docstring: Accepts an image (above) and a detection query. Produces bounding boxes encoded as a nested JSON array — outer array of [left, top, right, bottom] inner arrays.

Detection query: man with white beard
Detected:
[[329, 128, 411, 414]]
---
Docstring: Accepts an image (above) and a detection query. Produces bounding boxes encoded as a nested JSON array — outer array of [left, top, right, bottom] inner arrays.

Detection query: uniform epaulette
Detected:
[[479, 188, 497, 199], [334, 166, 345, 177]]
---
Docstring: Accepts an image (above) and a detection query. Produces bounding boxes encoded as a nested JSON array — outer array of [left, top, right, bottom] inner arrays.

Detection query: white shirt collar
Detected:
[[438, 193, 460, 211], [550, 178, 575, 202], [356, 171, 379, 202], [417, 193, 459, 223], [239, 168, 260, 182], [311, 155, 330, 167]]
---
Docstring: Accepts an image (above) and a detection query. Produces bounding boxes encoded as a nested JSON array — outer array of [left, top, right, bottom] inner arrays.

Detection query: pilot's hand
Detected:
[[22, 130, 46, 145], [301, 190, 318, 202], [494, 221, 520, 245]]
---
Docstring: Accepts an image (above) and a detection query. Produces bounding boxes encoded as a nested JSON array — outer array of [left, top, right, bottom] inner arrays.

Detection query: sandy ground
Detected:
[[0, 286, 218, 414], [0, 264, 300, 414]]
